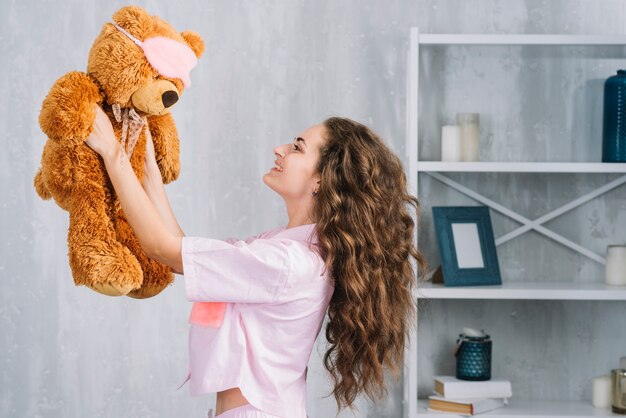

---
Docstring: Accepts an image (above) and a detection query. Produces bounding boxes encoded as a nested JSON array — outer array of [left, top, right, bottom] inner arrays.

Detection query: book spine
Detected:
[[472, 398, 505, 414], [443, 383, 511, 399]]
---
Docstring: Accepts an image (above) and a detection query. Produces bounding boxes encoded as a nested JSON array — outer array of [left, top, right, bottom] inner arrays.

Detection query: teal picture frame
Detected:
[[432, 206, 502, 287]]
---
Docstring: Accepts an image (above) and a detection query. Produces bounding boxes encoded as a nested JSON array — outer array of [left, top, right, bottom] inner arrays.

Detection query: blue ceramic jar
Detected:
[[455, 333, 492, 381], [602, 69, 626, 162]]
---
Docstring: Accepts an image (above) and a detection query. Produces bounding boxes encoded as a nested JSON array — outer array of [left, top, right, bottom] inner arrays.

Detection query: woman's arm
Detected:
[[142, 172, 185, 238], [142, 126, 185, 238], [85, 105, 184, 274]]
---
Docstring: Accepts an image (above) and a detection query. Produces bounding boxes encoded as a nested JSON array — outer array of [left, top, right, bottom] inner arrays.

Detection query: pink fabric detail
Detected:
[[142, 36, 197, 87], [189, 301, 227, 327], [111, 22, 197, 88]]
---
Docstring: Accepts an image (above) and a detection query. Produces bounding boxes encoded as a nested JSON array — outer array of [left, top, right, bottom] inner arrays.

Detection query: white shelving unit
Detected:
[[403, 28, 626, 418]]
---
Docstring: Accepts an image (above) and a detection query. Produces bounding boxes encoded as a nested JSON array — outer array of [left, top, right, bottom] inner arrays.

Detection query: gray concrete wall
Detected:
[[1, 1, 624, 417]]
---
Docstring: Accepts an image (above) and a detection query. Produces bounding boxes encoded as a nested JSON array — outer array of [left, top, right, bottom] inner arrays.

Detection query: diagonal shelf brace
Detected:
[[424, 172, 625, 265], [498, 174, 626, 244]]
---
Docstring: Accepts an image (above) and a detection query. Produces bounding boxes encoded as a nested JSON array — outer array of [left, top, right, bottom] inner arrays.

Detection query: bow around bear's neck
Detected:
[[111, 103, 146, 160]]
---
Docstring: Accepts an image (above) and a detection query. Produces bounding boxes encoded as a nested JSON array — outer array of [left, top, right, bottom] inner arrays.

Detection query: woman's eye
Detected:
[[292, 144, 300, 151]]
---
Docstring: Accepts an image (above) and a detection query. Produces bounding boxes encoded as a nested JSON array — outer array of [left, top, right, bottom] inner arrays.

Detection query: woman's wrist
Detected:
[[101, 143, 164, 198], [142, 173, 160, 193], [142, 161, 163, 188], [102, 144, 123, 168]]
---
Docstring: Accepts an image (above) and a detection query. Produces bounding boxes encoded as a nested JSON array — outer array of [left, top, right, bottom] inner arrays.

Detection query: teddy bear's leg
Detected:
[[146, 113, 180, 184], [115, 214, 174, 299], [67, 179, 143, 297]]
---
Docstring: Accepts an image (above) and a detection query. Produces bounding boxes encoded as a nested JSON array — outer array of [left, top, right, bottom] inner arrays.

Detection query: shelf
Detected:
[[417, 281, 626, 301], [417, 398, 621, 417], [416, 162, 626, 173], [418, 33, 626, 45], [403, 27, 626, 418]]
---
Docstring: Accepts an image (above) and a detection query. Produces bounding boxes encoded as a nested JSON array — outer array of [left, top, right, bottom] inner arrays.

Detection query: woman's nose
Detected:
[[274, 144, 286, 157]]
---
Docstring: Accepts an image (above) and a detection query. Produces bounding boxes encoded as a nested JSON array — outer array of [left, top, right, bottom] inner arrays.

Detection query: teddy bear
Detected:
[[33, 6, 204, 299]]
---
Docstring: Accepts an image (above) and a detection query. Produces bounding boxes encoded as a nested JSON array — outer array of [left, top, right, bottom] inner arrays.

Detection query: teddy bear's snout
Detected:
[[162, 90, 179, 108], [131, 79, 182, 115]]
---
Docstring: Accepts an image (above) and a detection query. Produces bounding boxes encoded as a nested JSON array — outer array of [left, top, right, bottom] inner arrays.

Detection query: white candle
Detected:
[[592, 375, 612, 408], [606, 245, 626, 286], [441, 125, 461, 162], [457, 113, 480, 162]]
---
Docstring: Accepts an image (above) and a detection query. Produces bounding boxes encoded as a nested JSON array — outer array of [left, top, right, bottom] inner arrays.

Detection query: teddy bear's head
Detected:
[[87, 6, 204, 116]]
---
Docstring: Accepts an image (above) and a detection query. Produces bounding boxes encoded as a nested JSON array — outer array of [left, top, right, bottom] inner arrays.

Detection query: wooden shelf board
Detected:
[[417, 398, 622, 417], [418, 34, 626, 45], [416, 281, 626, 300], [416, 162, 626, 173]]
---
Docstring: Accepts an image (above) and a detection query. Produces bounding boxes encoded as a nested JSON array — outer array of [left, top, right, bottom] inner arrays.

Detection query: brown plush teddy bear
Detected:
[[33, 6, 204, 299]]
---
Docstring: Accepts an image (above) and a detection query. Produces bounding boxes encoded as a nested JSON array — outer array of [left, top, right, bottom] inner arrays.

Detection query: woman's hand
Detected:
[[85, 105, 119, 162]]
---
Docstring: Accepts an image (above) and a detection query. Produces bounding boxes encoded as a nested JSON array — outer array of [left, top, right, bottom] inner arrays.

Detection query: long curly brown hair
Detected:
[[311, 117, 427, 410]]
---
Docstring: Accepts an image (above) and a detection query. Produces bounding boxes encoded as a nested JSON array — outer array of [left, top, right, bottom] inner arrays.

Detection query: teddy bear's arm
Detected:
[[147, 113, 180, 184], [39, 71, 103, 145]]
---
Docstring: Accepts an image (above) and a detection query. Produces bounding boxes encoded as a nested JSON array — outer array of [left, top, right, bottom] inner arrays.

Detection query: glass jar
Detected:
[[455, 332, 492, 381], [611, 369, 626, 414], [602, 70, 626, 163]]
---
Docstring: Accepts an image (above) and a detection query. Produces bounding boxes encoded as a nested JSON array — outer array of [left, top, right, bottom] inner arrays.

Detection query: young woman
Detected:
[[85, 106, 425, 418]]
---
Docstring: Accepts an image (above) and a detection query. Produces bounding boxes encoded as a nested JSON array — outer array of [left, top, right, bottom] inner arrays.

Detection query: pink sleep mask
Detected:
[[111, 22, 197, 88]]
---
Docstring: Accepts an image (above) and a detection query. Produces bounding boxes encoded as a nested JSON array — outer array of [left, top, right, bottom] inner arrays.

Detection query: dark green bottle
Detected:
[[602, 69, 626, 162]]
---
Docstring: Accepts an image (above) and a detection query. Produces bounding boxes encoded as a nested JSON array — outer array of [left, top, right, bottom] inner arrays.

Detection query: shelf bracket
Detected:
[[425, 172, 626, 265]]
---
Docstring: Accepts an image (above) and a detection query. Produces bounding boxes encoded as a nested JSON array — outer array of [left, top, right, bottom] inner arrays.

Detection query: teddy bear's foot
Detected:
[[87, 281, 137, 297], [70, 241, 144, 297], [126, 282, 167, 299]]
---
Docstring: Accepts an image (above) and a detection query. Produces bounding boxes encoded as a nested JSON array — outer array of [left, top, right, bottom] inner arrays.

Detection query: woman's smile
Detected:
[[271, 160, 284, 173]]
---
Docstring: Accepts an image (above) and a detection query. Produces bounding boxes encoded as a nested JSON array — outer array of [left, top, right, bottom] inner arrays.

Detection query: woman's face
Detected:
[[263, 123, 325, 202]]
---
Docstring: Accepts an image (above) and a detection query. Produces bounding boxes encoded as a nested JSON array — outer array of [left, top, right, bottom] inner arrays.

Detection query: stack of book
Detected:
[[427, 376, 513, 416]]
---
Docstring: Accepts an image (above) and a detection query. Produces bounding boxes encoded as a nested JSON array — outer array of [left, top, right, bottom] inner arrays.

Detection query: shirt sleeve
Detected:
[[220, 234, 259, 245], [182, 236, 291, 303]]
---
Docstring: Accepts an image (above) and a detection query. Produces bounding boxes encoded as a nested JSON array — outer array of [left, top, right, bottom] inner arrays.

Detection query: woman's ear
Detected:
[[312, 176, 321, 193], [181, 30, 205, 58]]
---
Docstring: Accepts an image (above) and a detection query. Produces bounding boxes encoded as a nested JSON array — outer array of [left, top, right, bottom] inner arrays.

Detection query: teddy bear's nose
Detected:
[[162, 91, 179, 108]]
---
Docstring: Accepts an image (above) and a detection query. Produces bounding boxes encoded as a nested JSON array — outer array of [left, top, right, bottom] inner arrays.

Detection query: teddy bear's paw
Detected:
[[39, 71, 102, 145], [33, 169, 52, 200], [145, 113, 181, 184]]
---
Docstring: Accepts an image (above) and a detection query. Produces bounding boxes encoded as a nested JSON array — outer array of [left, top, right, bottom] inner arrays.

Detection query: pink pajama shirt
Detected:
[[178, 223, 334, 418]]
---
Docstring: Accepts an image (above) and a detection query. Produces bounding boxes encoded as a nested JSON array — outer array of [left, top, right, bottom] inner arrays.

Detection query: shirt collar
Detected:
[[274, 223, 318, 244]]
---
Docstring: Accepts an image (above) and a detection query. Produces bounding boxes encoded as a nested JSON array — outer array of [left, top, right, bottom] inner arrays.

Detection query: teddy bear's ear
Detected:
[[112, 6, 152, 38], [181, 31, 205, 59]]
